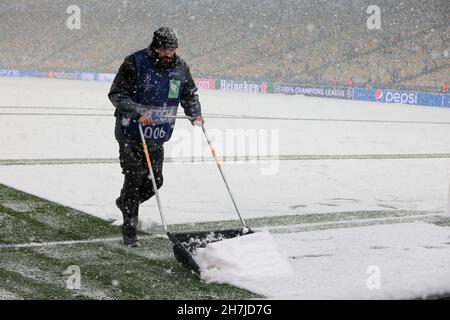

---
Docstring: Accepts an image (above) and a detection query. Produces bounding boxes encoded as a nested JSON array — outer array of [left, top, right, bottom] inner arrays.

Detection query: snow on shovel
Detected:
[[193, 228, 294, 283]]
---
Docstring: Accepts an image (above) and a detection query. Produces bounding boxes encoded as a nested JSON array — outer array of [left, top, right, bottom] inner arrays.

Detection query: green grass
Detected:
[[0, 183, 259, 300], [432, 216, 450, 227], [0, 184, 120, 244]]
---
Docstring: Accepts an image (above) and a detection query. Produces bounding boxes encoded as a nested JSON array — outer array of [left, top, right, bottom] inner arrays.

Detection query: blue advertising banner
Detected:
[[79, 72, 96, 81], [352, 88, 372, 101], [52, 71, 78, 80], [274, 84, 352, 99], [0, 69, 21, 77], [416, 92, 446, 107], [443, 94, 450, 108], [97, 73, 116, 82], [17, 70, 37, 77], [1, 68, 117, 82], [353, 88, 447, 107], [36, 71, 50, 78], [0, 69, 36, 77]]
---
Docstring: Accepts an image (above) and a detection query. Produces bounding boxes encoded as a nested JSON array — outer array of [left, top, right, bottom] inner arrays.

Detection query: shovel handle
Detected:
[[202, 125, 247, 227], [139, 124, 168, 233]]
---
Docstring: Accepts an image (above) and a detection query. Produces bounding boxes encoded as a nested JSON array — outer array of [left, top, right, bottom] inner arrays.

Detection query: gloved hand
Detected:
[[138, 113, 153, 126], [138, 112, 167, 126], [191, 115, 205, 127]]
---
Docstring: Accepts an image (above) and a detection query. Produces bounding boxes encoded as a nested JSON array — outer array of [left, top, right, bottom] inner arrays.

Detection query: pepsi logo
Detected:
[[374, 89, 383, 101]]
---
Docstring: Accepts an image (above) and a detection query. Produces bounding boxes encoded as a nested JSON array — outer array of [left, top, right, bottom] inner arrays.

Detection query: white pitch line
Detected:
[[0, 234, 164, 249], [1, 153, 450, 166], [1, 213, 446, 249], [261, 213, 446, 233]]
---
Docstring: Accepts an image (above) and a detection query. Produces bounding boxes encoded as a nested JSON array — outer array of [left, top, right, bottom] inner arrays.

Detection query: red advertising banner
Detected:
[[194, 78, 215, 90]]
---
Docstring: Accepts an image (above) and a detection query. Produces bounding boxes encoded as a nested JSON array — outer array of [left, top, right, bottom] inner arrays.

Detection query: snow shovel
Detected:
[[138, 121, 253, 275]]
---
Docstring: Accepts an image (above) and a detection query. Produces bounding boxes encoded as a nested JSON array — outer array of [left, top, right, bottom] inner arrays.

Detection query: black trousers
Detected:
[[117, 138, 164, 235]]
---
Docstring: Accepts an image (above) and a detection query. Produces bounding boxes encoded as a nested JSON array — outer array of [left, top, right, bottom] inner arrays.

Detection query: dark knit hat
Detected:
[[150, 27, 178, 49]]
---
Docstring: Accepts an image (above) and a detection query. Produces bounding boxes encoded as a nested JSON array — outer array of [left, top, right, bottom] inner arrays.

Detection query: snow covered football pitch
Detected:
[[0, 77, 450, 299]]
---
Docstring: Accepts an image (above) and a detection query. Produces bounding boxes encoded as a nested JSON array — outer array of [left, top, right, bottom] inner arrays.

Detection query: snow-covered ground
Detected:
[[1, 77, 450, 160], [1, 77, 449, 222], [0, 160, 448, 224], [234, 222, 450, 299], [1, 77, 450, 299]]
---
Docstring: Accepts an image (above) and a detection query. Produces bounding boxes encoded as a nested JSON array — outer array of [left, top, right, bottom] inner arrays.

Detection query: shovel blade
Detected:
[[168, 228, 253, 274]]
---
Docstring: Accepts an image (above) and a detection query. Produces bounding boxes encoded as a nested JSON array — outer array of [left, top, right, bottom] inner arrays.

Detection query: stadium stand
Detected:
[[0, 0, 448, 92]]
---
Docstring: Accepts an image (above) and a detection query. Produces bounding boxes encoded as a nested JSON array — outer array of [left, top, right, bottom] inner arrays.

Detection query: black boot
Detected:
[[122, 221, 140, 247], [116, 197, 140, 247]]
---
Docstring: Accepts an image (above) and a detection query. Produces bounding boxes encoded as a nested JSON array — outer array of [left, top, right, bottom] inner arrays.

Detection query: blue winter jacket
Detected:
[[109, 48, 201, 145]]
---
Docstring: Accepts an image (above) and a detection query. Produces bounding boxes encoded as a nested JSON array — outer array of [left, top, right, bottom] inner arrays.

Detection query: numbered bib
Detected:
[[141, 124, 172, 143], [122, 105, 178, 144]]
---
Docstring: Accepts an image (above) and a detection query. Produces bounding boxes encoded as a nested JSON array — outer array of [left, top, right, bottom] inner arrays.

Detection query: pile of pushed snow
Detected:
[[193, 228, 294, 284]]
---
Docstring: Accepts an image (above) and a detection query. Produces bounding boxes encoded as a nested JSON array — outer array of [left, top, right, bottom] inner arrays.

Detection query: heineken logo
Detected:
[[220, 80, 268, 94]]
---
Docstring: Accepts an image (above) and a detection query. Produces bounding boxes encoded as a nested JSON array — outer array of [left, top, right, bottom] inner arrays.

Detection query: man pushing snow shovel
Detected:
[[108, 27, 204, 247]]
